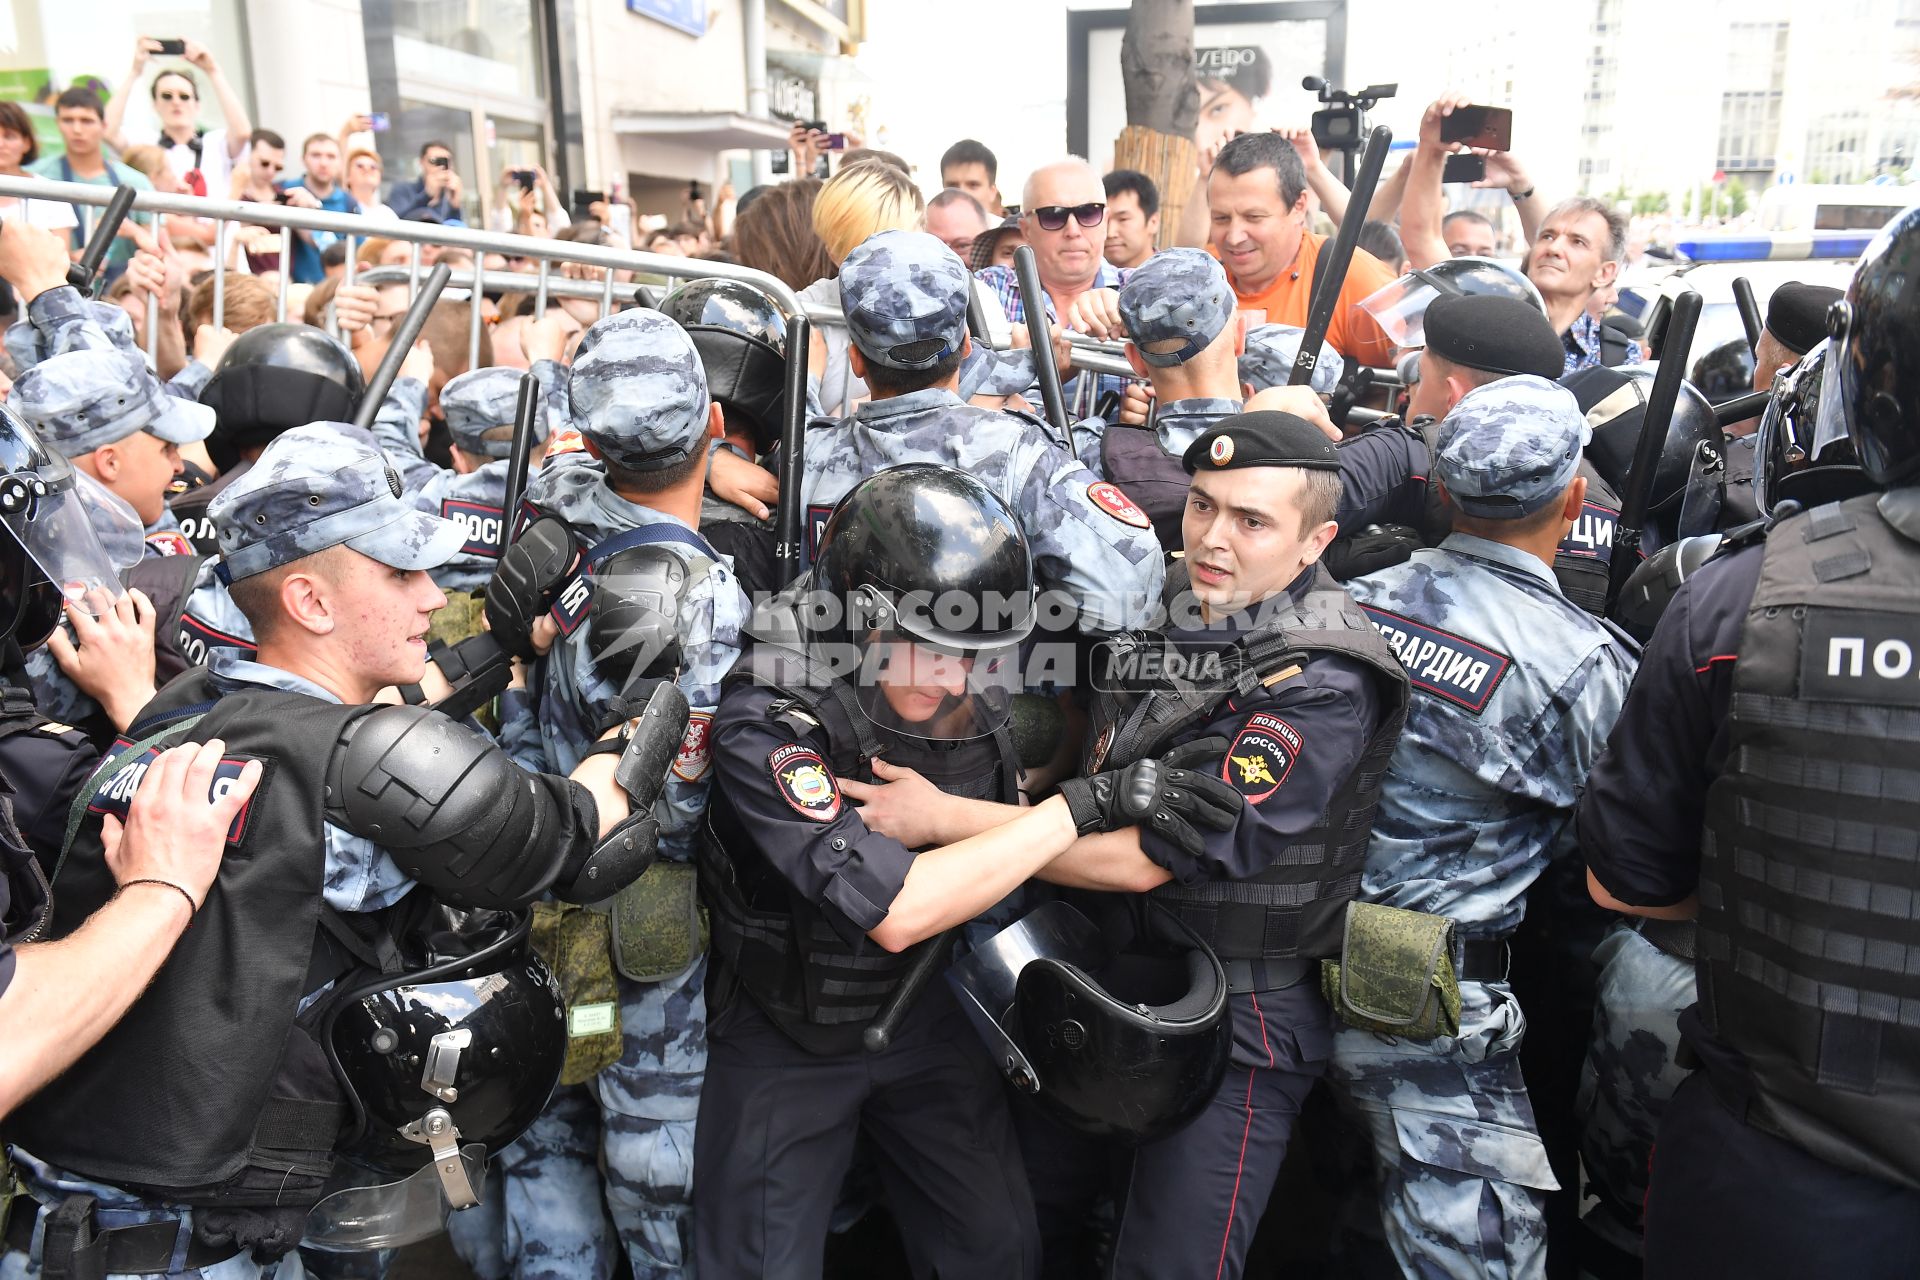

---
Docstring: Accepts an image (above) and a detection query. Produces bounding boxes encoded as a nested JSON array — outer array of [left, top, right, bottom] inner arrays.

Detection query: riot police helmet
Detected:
[[1820, 203, 1920, 488], [199, 324, 368, 470], [949, 901, 1232, 1144], [1691, 337, 1757, 403], [0, 402, 136, 649], [656, 278, 789, 454], [1566, 363, 1724, 547], [1754, 340, 1875, 514], [806, 463, 1036, 741], [1358, 256, 1546, 349]]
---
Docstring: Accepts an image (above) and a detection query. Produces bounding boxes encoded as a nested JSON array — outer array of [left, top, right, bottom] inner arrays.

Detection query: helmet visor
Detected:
[[3, 455, 136, 617], [302, 1145, 490, 1252], [1359, 268, 1447, 348]]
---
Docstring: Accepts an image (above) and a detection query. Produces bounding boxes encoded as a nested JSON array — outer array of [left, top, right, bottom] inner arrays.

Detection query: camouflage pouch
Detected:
[[609, 862, 709, 983], [1320, 900, 1462, 1041], [428, 590, 498, 732], [530, 901, 624, 1083]]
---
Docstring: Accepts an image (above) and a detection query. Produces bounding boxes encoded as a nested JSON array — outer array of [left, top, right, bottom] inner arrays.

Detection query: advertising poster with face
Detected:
[[1068, 5, 1338, 171]]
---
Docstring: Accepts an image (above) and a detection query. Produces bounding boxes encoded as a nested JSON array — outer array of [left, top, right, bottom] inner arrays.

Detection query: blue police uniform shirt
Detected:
[[1349, 534, 1637, 936], [1141, 567, 1386, 885], [798, 387, 1164, 636], [1579, 541, 1762, 908]]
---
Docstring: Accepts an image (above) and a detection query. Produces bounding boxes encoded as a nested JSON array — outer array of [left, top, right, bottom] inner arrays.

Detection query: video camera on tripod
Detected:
[[1304, 76, 1397, 184]]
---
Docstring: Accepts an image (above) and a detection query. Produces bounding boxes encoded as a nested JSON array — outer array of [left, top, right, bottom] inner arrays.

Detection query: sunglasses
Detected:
[[156, 91, 196, 103], [1031, 202, 1105, 231]]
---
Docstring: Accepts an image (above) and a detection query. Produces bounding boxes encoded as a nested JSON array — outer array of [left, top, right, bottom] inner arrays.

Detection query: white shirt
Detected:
[[135, 126, 243, 201], [0, 192, 77, 233]]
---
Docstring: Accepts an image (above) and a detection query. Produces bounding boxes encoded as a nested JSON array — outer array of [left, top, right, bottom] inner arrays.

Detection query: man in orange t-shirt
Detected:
[[1199, 132, 1397, 368]]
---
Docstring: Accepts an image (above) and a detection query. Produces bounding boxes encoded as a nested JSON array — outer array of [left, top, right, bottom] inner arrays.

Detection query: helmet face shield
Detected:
[[1360, 269, 1446, 348], [0, 452, 133, 623], [302, 1143, 490, 1252]]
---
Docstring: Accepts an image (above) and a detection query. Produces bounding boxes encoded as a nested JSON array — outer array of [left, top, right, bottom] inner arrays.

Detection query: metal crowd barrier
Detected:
[[0, 174, 805, 362]]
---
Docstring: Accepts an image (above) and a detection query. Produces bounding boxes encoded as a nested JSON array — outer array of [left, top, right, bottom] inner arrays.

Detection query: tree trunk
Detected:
[[1116, 0, 1199, 250]]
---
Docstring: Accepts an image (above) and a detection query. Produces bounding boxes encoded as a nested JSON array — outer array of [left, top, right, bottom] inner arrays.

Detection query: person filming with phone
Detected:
[[388, 139, 465, 225], [102, 37, 254, 202]]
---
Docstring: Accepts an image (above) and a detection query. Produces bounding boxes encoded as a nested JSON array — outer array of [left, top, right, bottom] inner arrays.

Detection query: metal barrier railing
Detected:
[[0, 174, 806, 360]]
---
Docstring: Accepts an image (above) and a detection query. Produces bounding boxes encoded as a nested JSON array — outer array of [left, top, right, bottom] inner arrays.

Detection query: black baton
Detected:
[[1013, 244, 1071, 437], [1715, 388, 1770, 427], [1606, 288, 1702, 613], [1291, 125, 1392, 387], [352, 262, 453, 431], [774, 314, 811, 573], [66, 184, 139, 296], [496, 372, 541, 557], [863, 929, 955, 1053], [1732, 276, 1762, 353]]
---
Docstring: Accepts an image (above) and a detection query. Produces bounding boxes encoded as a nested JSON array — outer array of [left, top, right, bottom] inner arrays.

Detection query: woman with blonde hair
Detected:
[[801, 159, 926, 416]]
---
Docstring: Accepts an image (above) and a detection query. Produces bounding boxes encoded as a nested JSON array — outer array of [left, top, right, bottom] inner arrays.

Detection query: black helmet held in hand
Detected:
[[200, 324, 369, 470], [949, 901, 1232, 1144], [1566, 363, 1724, 547], [657, 278, 788, 454], [1359, 256, 1546, 348], [1823, 203, 1920, 488]]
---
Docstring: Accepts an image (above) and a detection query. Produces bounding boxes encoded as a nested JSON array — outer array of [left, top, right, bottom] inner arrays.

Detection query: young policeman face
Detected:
[[875, 640, 973, 723], [1182, 466, 1337, 617], [310, 550, 448, 692]]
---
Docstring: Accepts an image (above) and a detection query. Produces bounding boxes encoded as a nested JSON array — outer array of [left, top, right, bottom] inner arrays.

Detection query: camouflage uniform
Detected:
[[1332, 379, 1636, 1280], [490, 312, 746, 1280], [10, 348, 218, 727], [1, 427, 473, 1280], [803, 230, 1162, 635], [4, 287, 135, 368], [371, 365, 557, 595], [1575, 923, 1693, 1258], [1237, 323, 1346, 397]]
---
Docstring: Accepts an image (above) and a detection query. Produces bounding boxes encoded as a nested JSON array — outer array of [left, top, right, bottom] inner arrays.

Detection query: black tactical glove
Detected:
[[1058, 757, 1244, 859], [484, 516, 580, 660]]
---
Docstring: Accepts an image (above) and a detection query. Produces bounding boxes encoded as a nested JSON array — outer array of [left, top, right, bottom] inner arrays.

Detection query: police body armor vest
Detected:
[[8, 670, 386, 1209], [701, 630, 1020, 1056], [1100, 425, 1189, 553], [1091, 565, 1407, 961], [1698, 492, 1920, 1192]]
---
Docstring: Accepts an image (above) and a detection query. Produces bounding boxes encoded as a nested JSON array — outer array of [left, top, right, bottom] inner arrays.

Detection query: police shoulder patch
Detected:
[[441, 498, 507, 560], [144, 529, 196, 557], [1087, 480, 1151, 529], [673, 711, 713, 781], [1360, 604, 1513, 714], [88, 745, 261, 845], [1222, 711, 1300, 803], [545, 428, 587, 462], [770, 741, 841, 821]]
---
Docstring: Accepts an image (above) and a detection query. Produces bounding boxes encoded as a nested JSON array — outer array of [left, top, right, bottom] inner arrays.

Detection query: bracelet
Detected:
[[119, 877, 200, 918], [1513, 186, 1535, 201]]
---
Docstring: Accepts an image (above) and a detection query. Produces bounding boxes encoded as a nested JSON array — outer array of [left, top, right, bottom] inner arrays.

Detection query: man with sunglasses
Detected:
[[104, 38, 253, 203], [975, 159, 1136, 414]]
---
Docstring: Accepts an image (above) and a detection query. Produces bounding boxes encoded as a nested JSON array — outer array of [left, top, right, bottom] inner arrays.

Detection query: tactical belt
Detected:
[[5, 1195, 241, 1279], [1454, 937, 1511, 984], [1222, 957, 1313, 994], [1636, 917, 1698, 962]]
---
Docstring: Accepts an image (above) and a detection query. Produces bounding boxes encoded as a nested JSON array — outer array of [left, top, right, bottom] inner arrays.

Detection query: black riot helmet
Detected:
[[1755, 340, 1874, 514], [656, 279, 788, 454], [324, 910, 564, 1188], [1566, 363, 1724, 547], [0, 403, 133, 650], [199, 324, 368, 471], [1358, 256, 1547, 348], [806, 464, 1036, 741], [1822, 203, 1920, 488], [1691, 337, 1757, 403], [949, 901, 1231, 1144]]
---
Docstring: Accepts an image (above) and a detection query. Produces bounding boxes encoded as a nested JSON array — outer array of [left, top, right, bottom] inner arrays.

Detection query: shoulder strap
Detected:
[[584, 521, 719, 570], [55, 710, 210, 883], [0, 685, 46, 742]]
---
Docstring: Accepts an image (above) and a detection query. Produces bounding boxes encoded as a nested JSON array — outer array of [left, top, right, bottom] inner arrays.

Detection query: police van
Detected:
[[1619, 184, 1918, 357]]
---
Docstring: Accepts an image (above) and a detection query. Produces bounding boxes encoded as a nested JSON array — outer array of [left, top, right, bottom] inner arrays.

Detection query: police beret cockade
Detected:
[[1182, 410, 1340, 475]]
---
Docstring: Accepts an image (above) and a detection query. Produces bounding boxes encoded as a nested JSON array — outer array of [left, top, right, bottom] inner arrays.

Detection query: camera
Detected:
[[512, 168, 535, 191], [1303, 76, 1397, 182], [154, 38, 187, 56], [428, 155, 451, 170]]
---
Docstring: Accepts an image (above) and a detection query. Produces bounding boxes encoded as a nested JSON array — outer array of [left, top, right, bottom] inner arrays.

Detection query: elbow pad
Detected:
[[587, 544, 690, 688], [326, 704, 593, 909]]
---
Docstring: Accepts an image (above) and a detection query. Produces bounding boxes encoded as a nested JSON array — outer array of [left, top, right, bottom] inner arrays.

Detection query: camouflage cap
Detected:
[[1238, 323, 1346, 396], [1119, 249, 1232, 367], [442, 366, 545, 460], [210, 423, 467, 580], [839, 230, 969, 370], [568, 310, 711, 472], [13, 348, 215, 456], [4, 302, 138, 371], [1434, 375, 1588, 519]]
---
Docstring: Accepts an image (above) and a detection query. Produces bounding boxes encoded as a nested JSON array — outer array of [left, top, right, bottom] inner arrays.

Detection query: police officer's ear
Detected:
[[279, 562, 341, 638], [846, 342, 869, 382], [1124, 343, 1152, 380], [1558, 474, 1588, 528], [1297, 513, 1340, 567], [706, 400, 724, 440], [90, 440, 122, 481]]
